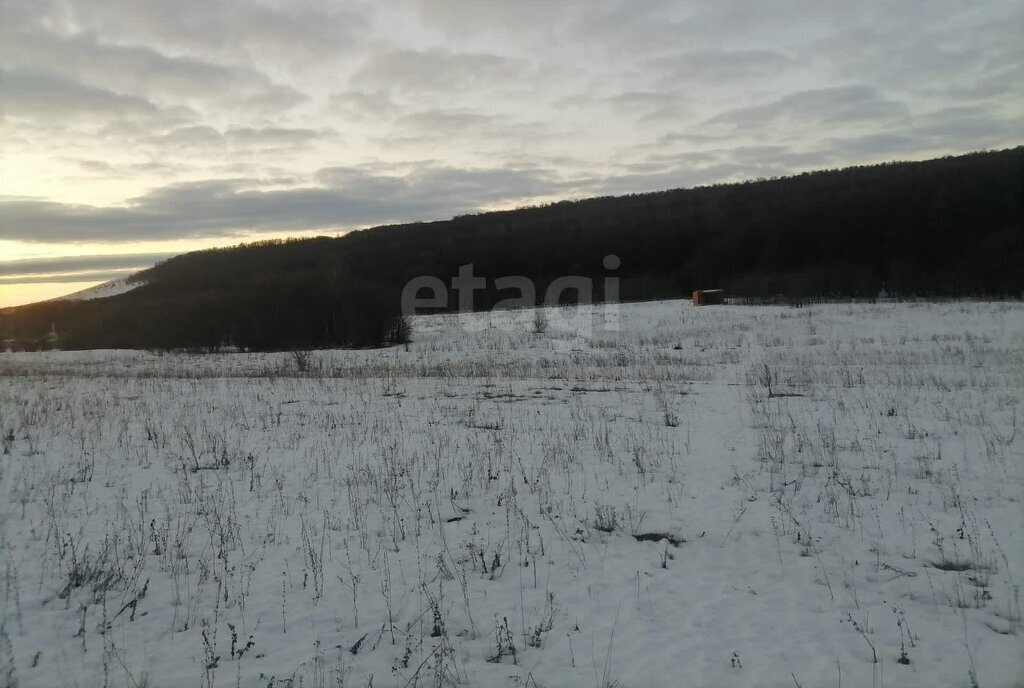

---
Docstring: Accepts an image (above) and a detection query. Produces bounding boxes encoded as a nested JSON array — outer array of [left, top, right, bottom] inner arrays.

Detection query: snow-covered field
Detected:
[[1, 300, 1022, 688], [58, 276, 145, 302]]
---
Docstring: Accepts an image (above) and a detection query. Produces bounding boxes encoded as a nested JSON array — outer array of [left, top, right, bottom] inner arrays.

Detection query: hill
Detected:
[[3, 147, 1022, 351]]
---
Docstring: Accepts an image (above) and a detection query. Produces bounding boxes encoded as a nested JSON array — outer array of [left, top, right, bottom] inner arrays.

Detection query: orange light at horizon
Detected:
[[0, 281, 107, 308]]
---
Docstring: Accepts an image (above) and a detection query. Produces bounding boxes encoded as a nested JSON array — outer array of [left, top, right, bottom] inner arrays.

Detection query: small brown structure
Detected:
[[692, 289, 725, 306]]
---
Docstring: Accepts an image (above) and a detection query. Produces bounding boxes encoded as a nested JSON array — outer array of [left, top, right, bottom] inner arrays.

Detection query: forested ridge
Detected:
[[3, 147, 1022, 351]]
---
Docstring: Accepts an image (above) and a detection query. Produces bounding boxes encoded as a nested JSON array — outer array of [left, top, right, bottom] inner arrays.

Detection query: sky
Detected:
[[1, 0, 1021, 307]]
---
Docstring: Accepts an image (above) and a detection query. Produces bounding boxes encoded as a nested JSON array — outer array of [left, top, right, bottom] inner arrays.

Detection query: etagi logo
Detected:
[[401, 255, 622, 342]]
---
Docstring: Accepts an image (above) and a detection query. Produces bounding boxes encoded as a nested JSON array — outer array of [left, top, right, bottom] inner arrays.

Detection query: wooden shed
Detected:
[[692, 289, 725, 306]]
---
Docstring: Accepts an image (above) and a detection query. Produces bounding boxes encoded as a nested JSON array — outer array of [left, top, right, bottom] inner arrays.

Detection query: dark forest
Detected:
[[3, 147, 1021, 351]]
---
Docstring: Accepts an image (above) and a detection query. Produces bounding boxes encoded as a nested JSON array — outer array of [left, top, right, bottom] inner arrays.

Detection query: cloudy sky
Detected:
[[1, 0, 1021, 306]]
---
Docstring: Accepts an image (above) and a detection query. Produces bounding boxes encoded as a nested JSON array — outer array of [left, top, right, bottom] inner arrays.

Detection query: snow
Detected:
[[1, 299, 1022, 687], [58, 275, 144, 301]]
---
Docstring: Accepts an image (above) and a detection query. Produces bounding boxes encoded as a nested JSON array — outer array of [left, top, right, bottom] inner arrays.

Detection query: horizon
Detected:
[[1, 146, 1019, 309], [3, 0, 1022, 307]]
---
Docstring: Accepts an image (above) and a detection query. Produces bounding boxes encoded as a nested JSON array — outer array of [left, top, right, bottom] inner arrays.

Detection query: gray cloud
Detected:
[[52, 0, 368, 68], [577, 91, 691, 124], [64, 159, 118, 175], [2, 28, 308, 114], [228, 127, 327, 147], [0, 165, 573, 243], [706, 86, 908, 129], [329, 90, 403, 121], [913, 106, 1023, 145], [403, 0, 584, 35], [819, 5, 1023, 99], [648, 49, 796, 87], [817, 134, 921, 160], [350, 49, 530, 97], [384, 109, 553, 149], [61, 159, 189, 179], [154, 126, 328, 150], [157, 126, 225, 149], [1, 68, 190, 124], [0, 253, 176, 277], [0, 269, 140, 285], [394, 110, 500, 135], [592, 162, 782, 198]]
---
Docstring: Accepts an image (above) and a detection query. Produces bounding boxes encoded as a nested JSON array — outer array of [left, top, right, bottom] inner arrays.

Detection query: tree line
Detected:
[[2, 147, 1021, 351]]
